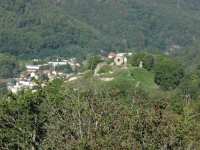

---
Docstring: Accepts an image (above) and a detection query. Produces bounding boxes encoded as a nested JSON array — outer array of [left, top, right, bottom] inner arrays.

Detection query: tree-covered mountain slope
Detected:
[[1, 0, 200, 58], [0, 0, 111, 58]]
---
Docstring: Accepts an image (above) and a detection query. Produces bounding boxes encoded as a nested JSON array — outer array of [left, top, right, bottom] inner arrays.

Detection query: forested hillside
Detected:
[[63, 0, 200, 50], [1, 1, 200, 149], [1, 0, 200, 59], [0, 0, 110, 58]]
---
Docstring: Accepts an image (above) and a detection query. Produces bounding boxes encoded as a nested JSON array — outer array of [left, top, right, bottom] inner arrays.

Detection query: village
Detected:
[[7, 57, 81, 93], [7, 52, 140, 94]]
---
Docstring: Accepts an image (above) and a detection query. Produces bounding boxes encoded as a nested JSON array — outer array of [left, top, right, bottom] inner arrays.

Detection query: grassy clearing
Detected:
[[128, 67, 158, 90], [101, 66, 158, 91]]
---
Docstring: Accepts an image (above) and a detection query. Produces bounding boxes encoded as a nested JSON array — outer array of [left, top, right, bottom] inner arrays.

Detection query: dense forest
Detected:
[[1, 0, 200, 59]]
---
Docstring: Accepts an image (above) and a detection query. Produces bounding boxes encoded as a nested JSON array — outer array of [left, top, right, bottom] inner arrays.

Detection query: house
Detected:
[[116, 53, 126, 57], [108, 52, 117, 59], [116, 52, 132, 57], [26, 64, 49, 72], [7, 79, 37, 94], [7, 84, 22, 94], [48, 61, 67, 67], [107, 52, 130, 66], [26, 65, 40, 72], [30, 72, 39, 80], [114, 55, 127, 66], [7, 56, 82, 94]]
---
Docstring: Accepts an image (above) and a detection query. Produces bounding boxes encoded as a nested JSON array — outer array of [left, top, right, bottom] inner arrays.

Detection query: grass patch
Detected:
[[103, 66, 158, 91], [128, 67, 158, 90]]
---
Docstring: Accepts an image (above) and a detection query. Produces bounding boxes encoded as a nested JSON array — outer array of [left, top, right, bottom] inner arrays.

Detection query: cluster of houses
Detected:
[[7, 58, 80, 94], [7, 51, 136, 94]]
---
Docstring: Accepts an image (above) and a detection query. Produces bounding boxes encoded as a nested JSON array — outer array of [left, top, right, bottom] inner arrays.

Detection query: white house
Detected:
[[114, 55, 127, 66], [26, 64, 49, 72], [48, 61, 67, 67], [26, 65, 40, 71], [108, 52, 117, 59]]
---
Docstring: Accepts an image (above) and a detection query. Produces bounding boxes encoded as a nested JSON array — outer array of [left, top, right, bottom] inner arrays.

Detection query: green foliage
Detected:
[[170, 95, 184, 114], [0, 0, 110, 59], [63, 0, 200, 51], [108, 72, 136, 98], [129, 67, 157, 90], [1, 0, 200, 148], [1, 78, 200, 149], [0, 53, 20, 78], [179, 68, 200, 100], [154, 57, 184, 90], [0, 89, 48, 149], [1, 0, 200, 59], [129, 53, 155, 70], [101, 67, 158, 93], [98, 64, 112, 74], [85, 55, 102, 71], [0, 81, 7, 95], [133, 103, 187, 149]]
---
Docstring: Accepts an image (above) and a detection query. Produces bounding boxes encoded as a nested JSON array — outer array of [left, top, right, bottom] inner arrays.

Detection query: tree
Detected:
[[0, 54, 20, 78], [143, 54, 155, 71], [133, 102, 187, 149], [0, 81, 7, 96], [85, 55, 102, 71], [0, 87, 48, 150], [154, 59, 184, 90], [1, 76, 200, 149], [129, 53, 155, 71], [179, 67, 200, 101]]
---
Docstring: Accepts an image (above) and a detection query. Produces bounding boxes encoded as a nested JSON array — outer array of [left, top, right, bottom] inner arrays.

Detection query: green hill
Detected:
[[0, 0, 111, 58], [1, 0, 200, 61], [63, 0, 200, 51]]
